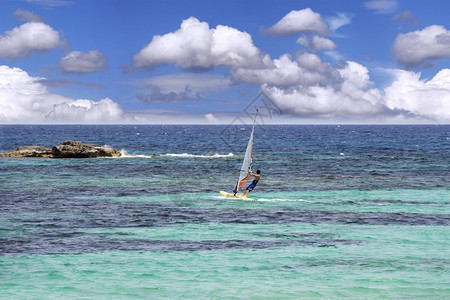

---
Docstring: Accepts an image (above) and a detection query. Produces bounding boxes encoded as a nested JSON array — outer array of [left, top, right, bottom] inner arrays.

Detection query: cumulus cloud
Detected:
[[205, 113, 219, 123], [384, 69, 450, 120], [261, 61, 384, 118], [0, 22, 60, 60], [310, 35, 337, 51], [129, 12, 449, 122], [232, 53, 332, 87], [295, 52, 332, 73], [0, 65, 64, 122], [263, 8, 329, 36], [133, 17, 269, 70], [393, 25, 450, 68], [228, 39, 449, 122], [45, 98, 123, 123], [0, 65, 124, 123], [59, 50, 107, 74], [296, 35, 337, 51], [257, 60, 450, 122], [296, 36, 309, 47], [13, 9, 46, 23], [364, 0, 398, 14]]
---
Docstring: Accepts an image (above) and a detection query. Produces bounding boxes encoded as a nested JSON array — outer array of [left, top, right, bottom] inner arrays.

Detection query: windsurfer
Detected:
[[242, 170, 261, 197]]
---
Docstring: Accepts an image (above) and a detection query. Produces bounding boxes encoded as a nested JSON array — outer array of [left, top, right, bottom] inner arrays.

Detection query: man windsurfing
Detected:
[[242, 170, 261, 197]]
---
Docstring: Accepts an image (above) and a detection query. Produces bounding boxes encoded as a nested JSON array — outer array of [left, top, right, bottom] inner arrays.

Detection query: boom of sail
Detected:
[[233, 109, 258, 195]]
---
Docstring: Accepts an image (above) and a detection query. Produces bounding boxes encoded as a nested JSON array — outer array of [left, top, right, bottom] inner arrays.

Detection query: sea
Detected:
[[0, 124, 449, 299]]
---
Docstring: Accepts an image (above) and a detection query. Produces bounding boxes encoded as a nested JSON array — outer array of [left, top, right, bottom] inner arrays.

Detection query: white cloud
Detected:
[[296, 35, 309, 47], [0, 22, 60, 60], [339, 61, 372, 91], [263, 85, 384, 119], [296, 35, 337, 51], [0, 65, 66, 123], [364, 0, 398, 14], [257, 60, 450, 122], [128, 13, 448, 123], [326, 12, 353, 32], [45, 98, 123, 123], [205, 113, 219, 123], [261, 61, 384, 118], [310, 35, 337, 51], [263, 8, 329, 36], [393, 25, 450, 68], [384, 69, 450, 120], [133, 17, 269, 70], [0, 65, 124, 123], [232, 53, 332, 87], [13, 9, 46, 23], [59, 50, 107, 74], [295, 52, 331, 72]]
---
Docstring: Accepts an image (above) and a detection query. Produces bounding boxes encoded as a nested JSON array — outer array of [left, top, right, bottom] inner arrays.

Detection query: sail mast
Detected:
[[233, 109, 258, 194]]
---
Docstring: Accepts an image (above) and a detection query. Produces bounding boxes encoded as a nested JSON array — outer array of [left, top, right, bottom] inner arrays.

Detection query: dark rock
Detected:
[[0, 141, 121, 158]]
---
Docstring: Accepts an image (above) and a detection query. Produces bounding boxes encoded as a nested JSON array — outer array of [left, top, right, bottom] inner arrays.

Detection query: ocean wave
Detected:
[[119, 149, 235, 158], [215, 195, 311, 202], [163, 152, 235, 158], [120, 154, 157, 158], [257, 198, 312, 202], [119, 149, 156, 158]]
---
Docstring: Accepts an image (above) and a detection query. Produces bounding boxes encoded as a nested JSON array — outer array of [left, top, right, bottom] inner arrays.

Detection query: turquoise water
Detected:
[[0, 125, 449, 298], [2, 220, 449, 298]]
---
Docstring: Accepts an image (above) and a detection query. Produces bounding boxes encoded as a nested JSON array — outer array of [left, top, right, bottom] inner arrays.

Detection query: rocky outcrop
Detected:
[[0, 140, 121, 158]]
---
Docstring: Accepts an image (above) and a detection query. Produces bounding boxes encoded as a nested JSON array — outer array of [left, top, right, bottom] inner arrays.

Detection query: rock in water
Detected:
[[51, 141, 121, 158], [0, 146, 54, 158], [0, 141, 121, 158]]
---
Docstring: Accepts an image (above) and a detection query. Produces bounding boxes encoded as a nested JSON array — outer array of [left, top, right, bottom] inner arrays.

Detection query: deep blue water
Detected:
[[1, 125, 448, 192]]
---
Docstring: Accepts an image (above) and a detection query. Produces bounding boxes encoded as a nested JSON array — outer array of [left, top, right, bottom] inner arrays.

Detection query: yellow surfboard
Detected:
[[220, 190, 255, 201]]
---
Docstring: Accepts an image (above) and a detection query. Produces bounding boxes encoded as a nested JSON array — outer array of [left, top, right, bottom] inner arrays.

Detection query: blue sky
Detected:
[[1, 0, 449, 124]]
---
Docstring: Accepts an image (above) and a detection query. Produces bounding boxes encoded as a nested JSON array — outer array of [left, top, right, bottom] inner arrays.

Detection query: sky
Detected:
[[0, 0, 450, 124]]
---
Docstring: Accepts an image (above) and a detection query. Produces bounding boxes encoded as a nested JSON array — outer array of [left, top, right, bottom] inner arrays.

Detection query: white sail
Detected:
[[233, 109, 258, 194]]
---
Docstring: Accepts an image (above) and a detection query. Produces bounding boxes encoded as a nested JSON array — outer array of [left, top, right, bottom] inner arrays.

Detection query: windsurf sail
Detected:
[[233, 109, 258, 195]]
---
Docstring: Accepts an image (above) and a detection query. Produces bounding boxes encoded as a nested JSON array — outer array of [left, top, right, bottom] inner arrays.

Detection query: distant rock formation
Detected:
[[0, 140, 121, 158]]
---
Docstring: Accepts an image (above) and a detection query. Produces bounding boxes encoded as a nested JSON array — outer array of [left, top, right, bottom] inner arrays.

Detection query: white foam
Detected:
[[120, 153, 155, 158], [163, 153, 235, 158], [256, 198, 312, 202], [214, 194, 312, 202], [118, 149, 235, 159], [119, 149, 155, 158]]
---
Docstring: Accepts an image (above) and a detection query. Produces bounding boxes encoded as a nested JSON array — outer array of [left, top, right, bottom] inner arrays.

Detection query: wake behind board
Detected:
[[220, 190, 255, 201]]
